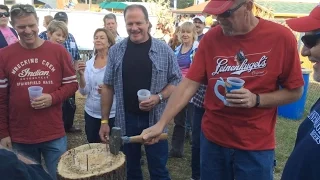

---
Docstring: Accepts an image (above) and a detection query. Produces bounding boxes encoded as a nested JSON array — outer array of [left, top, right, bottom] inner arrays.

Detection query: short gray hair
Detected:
[[103, 13, 117, 24]]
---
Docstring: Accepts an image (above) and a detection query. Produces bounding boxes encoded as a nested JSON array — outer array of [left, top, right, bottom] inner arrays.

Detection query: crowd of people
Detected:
[[0, 0, 319, 180]]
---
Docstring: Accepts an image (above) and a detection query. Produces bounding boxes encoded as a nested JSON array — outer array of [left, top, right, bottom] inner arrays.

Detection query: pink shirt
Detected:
[[0, 27, 18, 47]]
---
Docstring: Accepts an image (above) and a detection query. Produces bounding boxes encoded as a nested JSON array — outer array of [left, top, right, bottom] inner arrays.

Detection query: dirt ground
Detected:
[[66, 92, 87, 150]]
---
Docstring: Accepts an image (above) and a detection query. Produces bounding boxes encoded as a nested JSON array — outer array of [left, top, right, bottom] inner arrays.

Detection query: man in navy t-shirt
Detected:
[[282, 5, 320, 180], [0, 144, 53, 180]]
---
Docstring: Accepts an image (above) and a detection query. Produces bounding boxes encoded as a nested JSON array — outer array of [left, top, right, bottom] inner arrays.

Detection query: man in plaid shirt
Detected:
[[99, 5, 181, 179], [39, 12, 81, 133]]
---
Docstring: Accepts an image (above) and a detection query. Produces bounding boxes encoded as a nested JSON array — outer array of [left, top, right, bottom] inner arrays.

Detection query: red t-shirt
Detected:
[[0, 41, 78, 144], [186, 18, 304, 150]]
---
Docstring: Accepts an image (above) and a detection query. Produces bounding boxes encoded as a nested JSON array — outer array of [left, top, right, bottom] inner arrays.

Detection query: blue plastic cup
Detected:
[[28, 86, 43, 101]]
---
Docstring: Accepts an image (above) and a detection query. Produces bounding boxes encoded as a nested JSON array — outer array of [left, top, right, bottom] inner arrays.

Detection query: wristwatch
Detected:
[[157, 93, 164, 103], [255, 94, 260, 107]]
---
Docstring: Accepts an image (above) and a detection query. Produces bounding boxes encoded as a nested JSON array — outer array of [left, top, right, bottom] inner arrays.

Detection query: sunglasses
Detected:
[[10, 5, 36, 16], [217, 1, 247, 18], [301, 32, 320, 49], [0, 12, 9, 17]]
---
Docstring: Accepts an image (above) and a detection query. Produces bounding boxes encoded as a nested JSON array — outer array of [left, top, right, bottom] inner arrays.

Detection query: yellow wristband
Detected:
[[101, 119, 109, 124]]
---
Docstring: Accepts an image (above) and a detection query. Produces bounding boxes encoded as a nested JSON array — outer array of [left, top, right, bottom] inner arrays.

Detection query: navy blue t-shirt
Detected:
[[281, 98, 320, 180], [0, 149, 53, 180]]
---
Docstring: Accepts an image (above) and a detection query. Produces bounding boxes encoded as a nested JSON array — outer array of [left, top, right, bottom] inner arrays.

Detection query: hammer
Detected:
[[109, 127, 168, 155]]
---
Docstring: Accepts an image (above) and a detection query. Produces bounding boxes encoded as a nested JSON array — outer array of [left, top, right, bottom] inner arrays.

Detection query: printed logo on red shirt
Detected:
[[211, 50, 269, 77], [11, 58, 55, 86]]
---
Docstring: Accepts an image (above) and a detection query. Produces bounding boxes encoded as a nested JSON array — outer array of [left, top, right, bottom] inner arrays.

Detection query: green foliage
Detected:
[[177, 0, 194, 9], [142, 0, 175, 28]]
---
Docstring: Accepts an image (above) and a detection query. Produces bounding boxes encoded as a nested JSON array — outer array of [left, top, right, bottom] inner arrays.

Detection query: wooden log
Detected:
[[57, 143, 126, 180]]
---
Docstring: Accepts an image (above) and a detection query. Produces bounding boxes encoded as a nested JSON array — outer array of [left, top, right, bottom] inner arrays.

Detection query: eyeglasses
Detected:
[[217, 1, 247, 18], [301, 32, 320, 49], [10, 4, 36, 16], [0, 12, 9, 18]]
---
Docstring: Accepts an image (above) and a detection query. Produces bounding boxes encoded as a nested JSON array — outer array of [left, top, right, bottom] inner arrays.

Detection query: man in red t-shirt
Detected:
[[0, 4, 78, 180], [141, 0, 304, 180]]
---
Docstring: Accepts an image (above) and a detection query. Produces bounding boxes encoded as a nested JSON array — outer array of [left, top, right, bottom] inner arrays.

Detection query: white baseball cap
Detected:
[[192, 15, 206, 23]]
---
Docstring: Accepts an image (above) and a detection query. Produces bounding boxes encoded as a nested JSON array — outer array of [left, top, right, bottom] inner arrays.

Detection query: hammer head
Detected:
[[109, 127, 122, 155]]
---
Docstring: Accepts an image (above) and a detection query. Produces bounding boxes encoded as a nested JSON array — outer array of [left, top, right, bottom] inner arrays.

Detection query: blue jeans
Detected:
[[124, 112, 170, 180], [200, 131, 274, 180], [84, 111, 115, 143], [186, 103, 194, 133], [171, 103, 191, 156], [191, 106, 205, 180], [12, 136, 67, 180]]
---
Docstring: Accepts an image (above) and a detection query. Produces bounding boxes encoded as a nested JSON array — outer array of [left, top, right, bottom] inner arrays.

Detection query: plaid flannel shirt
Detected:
[[104, 37, 182, 135], [39, 31, 80, 61], [191, 84, 207, 108], [174, 41, 205, 107]]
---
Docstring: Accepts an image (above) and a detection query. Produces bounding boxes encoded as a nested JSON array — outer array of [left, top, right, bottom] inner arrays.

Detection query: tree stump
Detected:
[[57, 143, 126, 180]]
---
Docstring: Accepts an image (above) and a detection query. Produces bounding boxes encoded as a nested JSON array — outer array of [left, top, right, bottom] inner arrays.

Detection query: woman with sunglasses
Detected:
[[0, 5, 18, 49], [281, 6, 320, 180]]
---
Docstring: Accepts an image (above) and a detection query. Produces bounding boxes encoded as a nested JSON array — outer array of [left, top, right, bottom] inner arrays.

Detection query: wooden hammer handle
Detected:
[[129, 133, 168, 143]]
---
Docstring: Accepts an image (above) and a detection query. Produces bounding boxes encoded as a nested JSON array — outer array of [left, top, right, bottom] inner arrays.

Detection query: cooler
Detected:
[[278, 68, 312, 120]]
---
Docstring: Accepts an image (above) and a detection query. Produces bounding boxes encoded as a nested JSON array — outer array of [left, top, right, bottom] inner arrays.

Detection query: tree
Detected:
[[170, 0, 193, 9], [178, 0, 193, 9], [142, 0, 175, 28]]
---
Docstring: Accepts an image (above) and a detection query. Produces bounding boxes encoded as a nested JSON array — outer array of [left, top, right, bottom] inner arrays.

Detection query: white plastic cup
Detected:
[[28, 86, 43, 101], [137, 89, 151, 101]]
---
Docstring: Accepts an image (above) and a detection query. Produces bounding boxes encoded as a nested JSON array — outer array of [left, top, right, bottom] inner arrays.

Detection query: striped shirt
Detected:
[[0, 41, 78, 143]]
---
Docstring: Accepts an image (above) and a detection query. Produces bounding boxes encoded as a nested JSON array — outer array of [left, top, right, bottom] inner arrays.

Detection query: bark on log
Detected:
[[57, 143, 126, 180]]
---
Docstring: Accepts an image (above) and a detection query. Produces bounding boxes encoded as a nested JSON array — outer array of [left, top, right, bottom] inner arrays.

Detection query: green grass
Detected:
[[274, 117, 301, 180], [140, 82, 320, 180]]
